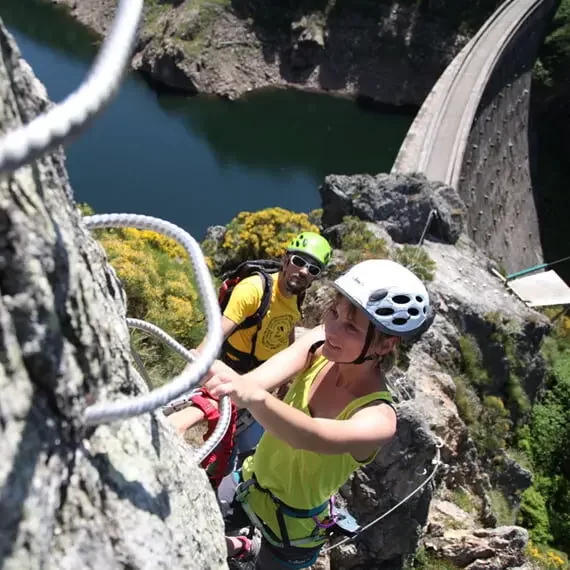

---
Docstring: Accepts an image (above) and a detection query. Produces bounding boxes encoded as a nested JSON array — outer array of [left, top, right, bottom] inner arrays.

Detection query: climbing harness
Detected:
[[0, 0, 143, 174], [232, 471, 333, 549], [225, 437, 443, 552]]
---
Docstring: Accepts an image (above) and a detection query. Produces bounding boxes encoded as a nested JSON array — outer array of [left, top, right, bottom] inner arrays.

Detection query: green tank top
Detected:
[[241, 353, 393, 546]]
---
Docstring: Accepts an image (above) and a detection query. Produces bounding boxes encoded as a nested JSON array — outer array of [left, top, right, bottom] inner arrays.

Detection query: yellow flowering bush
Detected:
[[96, 227, 206, 384], [526, 541, 568, 570], [119, 228, 187, 260], [222, 207, 319, 265]]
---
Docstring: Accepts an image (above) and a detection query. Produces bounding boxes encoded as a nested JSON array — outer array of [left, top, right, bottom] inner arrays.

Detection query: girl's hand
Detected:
[[204, 370, 266, 409]]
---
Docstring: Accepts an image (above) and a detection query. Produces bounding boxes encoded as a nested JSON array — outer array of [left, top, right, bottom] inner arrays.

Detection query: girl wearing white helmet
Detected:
[[203, 259, 434, 569]]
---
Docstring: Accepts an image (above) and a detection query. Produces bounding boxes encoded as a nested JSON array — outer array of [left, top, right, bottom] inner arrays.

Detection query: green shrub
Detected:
[[519, 486, 554, 544], [458, 335, 490, 387], [451, 487, 477, 514], [474, 396, 512, 455], [453, 375, 479, 426], [393, 244, 436, 282]]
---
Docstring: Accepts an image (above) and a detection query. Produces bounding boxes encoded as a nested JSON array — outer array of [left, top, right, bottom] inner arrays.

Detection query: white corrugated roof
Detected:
[[507, 270, 570, 307]]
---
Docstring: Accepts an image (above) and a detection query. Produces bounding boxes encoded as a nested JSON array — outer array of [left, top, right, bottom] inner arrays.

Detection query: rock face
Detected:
[[425, 526, 529, 570], [331, 402, 442, 568], [0, 21, 227, 570], [48, 0, 480, 104], [319, 173, 466, 245]]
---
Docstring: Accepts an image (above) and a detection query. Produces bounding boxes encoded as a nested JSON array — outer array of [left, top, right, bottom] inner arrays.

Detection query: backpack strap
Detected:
[[296, 290, 305, 319], [235, 271, 273, 333], [221, 272, 273, 371], [235, 271, 273, 363]]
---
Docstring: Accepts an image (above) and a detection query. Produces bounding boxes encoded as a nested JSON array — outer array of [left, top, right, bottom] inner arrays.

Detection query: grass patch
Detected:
[[451, 487, 477, 515], [411, 548, 460, 570], [452, 375, 479, 426], [488, 489, 517, 526], [458, 334, 489, 387], [393, 244, 436, 282]]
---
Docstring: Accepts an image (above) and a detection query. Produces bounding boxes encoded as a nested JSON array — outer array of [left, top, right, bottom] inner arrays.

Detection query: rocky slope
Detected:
[[0, 20, 227, 570], [47, 0, 499, 104]]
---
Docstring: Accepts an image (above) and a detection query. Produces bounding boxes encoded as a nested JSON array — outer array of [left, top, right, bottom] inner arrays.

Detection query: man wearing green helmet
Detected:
[[283, 232, 332, 295], [218, 231, 332, 373], [166, 231, 333, 486]]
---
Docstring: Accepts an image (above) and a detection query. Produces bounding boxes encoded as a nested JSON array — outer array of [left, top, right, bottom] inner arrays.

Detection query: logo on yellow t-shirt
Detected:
[[261, 314, 296, 350]]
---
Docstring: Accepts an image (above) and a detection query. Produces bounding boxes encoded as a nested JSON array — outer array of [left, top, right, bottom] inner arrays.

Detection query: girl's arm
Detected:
[[247, 394, 397, 459], [240, 325, 325, 392]]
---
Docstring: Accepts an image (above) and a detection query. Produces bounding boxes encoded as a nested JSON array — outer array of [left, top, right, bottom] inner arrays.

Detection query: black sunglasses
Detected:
[[290, 254, 322, 277]]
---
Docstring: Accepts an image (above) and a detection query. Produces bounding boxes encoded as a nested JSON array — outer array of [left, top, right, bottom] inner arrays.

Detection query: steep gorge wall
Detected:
[[393, 0, 558, 273], [456, 0, 558, 272]]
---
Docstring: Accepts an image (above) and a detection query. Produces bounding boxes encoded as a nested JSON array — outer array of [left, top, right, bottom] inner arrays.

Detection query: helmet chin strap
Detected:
[[350, 322, 377, 365]]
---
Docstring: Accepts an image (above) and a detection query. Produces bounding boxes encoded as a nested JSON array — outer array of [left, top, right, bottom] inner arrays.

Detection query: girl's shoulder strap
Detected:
[[300, 339, 326, 374]]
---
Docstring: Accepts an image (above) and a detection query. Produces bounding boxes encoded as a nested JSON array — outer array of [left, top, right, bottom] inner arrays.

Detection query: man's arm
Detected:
[[196, 316, 239, 352], [196, 278, 262, 352], [167, 279, 262, 434]]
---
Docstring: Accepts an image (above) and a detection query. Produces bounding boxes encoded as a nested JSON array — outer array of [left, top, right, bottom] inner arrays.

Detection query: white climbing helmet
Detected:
[[333, 259, 431, 338]]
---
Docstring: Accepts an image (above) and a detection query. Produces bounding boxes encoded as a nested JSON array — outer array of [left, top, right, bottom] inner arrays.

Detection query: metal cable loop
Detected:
[[127, 318, 231, 464], [0, 0, 143, 174], [82, 213, 222, 425]]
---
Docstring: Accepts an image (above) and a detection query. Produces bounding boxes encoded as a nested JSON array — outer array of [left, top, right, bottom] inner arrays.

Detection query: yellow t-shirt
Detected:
[[223, 273, 301, 363]]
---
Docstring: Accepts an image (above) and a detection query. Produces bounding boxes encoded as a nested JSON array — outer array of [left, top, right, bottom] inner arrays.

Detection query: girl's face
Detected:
[[322, 296, 371, 362], [322, 296, 397, 363]]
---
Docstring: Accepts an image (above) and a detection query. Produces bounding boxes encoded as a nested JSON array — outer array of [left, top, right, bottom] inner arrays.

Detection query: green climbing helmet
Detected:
[[286, 232, 333, 267]]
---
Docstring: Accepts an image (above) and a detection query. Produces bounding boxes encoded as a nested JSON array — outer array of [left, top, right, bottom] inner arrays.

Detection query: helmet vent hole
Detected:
[[393, 295, 411, 304], [376, 308, 394, 316], [369, 288, 388, 302], [416, 296, 424, 303], [393, 317, 408, 326], [409, 308, 419, 316]]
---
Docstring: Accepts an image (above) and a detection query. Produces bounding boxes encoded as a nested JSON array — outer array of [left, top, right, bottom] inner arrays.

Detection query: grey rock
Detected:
[[424, 526, 529, 570], [290, 15, 325, 70], [494, 455, 533, 499], [333, 403, 440, 566], [0, 21, 227, 570], [49, 0, 470, 105], [204, 225, 227, 243], [319, 173, 465, 245]]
